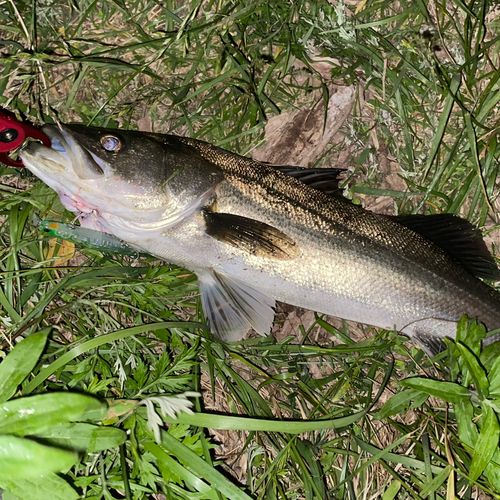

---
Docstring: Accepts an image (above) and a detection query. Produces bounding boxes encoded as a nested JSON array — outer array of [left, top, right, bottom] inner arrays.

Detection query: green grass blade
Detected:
[[159, 430, 254, 500], [161, 408, 367, 433]]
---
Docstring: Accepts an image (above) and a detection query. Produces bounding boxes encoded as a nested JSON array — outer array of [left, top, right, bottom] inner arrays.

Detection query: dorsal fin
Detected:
[[390, 214, 500, 280], [269, 165, 347, 198]]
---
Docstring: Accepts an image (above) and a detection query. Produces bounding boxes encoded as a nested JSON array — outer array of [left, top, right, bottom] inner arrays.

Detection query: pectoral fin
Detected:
[[197, 269, 276, 342], [203, 211, 299, 259]]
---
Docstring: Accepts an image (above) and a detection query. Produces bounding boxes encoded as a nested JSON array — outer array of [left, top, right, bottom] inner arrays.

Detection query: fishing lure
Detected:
[[35, 215, 138, 256], [0, 108, 51, 167]]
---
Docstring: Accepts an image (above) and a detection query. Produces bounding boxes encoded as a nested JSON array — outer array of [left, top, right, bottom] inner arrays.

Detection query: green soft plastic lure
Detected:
[[35, 215, 137, 256]]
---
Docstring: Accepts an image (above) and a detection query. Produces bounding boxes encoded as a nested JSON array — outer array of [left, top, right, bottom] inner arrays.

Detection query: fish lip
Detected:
[[19, 124, 109, 218], [20, 140, 67, 174], [20, 125, 106, 180], [39, 125, 107, 180]]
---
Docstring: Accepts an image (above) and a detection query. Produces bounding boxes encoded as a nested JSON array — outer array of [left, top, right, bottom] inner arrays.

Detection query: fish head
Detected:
[[20, 124, 222, 235]]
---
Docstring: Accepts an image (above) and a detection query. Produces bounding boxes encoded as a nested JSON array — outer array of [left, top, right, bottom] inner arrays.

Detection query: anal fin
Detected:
[[197, 269, 276, 342], [483, 332, 500, 348], [412, 332, 448, 358]]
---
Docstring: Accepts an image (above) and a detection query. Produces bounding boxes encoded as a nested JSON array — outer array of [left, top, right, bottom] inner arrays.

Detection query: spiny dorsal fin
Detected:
[[204, 211, 299, 260], [270, 165, 348, 199], [391, 214, 500, 280]]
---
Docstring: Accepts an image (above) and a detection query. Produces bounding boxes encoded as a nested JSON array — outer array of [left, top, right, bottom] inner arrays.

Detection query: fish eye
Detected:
[[100, 134, 122, 152]]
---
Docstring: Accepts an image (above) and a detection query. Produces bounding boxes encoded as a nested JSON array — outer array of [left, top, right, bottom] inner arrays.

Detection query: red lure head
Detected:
[[0, 109, 51, 167]]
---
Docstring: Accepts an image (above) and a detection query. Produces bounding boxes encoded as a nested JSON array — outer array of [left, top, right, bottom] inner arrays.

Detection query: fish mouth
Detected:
[[19, 123, 217, 238], [19, 124, 112, 220], [20, 125, 107, 180]]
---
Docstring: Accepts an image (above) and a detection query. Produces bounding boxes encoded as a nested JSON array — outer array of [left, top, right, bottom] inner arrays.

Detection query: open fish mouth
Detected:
[[19, 125, 113, 223], [19, 124, 218, 235], [20, 125, 108, 180]]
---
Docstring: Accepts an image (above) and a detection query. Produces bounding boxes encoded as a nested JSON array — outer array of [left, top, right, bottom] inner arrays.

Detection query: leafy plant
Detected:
[[0, 330, 125, 500], [379, 317, 500, 494]]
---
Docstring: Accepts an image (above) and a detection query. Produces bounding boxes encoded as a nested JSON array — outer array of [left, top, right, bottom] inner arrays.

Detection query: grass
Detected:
[[1, 0, 500, 499]]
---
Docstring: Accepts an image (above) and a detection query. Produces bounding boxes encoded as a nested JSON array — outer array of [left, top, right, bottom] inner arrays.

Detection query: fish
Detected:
[[19, 123, 500, 355]]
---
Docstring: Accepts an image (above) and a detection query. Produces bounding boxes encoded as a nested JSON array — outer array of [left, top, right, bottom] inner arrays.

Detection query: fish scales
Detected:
[[19, 124, 500, 353], [180, 136, 500, 315]]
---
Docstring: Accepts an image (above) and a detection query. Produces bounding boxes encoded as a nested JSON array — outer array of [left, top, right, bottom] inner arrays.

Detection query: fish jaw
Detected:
[[20, 126, 135, 225], [19, 125, 220, 239]]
